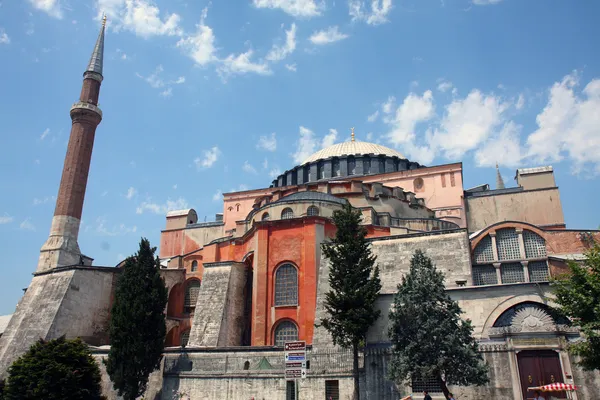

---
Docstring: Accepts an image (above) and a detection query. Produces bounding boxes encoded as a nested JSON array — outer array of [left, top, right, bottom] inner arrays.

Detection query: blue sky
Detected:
[[1, 0, 599, 314]]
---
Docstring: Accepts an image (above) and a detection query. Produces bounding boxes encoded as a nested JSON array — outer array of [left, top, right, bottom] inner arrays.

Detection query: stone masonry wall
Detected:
[[218, 263, 247, 346], [370, 230, 473, 294]]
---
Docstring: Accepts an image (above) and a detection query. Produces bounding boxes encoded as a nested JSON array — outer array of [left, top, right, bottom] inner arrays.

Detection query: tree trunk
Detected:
[[439, 376, 450, 399], [353, 342, 360, 400]]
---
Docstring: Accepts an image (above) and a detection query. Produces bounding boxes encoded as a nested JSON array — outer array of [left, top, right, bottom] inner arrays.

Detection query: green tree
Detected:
[[105, 238, 168, 400], [3, 337, 104, 399], [551, 242, 600, 370], [320, 202, 382, 400], [388, 250, 489, 399]]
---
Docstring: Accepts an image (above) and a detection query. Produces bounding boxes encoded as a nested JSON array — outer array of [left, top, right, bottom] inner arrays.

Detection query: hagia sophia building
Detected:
[[1, 16, 599, 400]]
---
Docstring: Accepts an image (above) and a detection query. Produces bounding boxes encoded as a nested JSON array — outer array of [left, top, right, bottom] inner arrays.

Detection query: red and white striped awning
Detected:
[[529, 383, 578, 392]]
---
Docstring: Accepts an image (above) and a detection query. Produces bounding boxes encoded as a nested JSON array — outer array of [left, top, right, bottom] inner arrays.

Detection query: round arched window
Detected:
[[191, 260, 198, 272], [274, 320, 298, 347], [413, 177, 424, 192], [281, 208, 294, 220], [307, 206, 319, 216], [262, 212, 270, 221]]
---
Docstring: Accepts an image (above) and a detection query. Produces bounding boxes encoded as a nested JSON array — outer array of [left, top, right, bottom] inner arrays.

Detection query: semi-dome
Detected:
[[303, 141, 405, 165]]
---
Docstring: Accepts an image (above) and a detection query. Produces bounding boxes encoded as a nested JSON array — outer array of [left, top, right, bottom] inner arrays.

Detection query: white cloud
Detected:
[[349, 0, 393, 25], [516, 93, 525, 110], [212, 190, 222, 202], [20, 218, 36, 231], [40, 128, 50, 140], [160, 87, 172, 97], [385, 90, 435, 147], [526, 73, 600, 174], [217, 50, 272, 78], [382, 96, 395, 114], [262, 158, 269, 169], [29, 0, 63, 19], [176, 7, 216, 66], [0, 31, 10, 44], [173, 76, 185, 84], [472, 0, 503, 5], [137, 65, 165, 88], [0, 214, 14, 224], [285, 63, 297, 72], [266, 23, 297, 62], [269, 168, 282, 178], [252, 0, 324, 17], [97, 0, 182, 38], [125, 186, 137, 200], [475, 121, 524, 168], [136, 197, 188, 214], [194, 146, 221, 168], [33, 196, 55, 205], [242, 161, 258, 174], [322, 128, 337, 148], [293, 126, 317, 164], [367, 110, 379, 122], [173, 184, 178, 190], [96, 216, 137, 236], [257, 132, 277, 152], [430, 89, 508, 160], [309, 26, 348, 45], [437, 80, 453, 93]]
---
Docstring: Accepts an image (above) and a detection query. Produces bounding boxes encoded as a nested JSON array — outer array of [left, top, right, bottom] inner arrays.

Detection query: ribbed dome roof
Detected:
[[302, 141, 405, 165]]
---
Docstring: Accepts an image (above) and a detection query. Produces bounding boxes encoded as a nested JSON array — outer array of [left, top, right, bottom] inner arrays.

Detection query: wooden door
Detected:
[[517, 350, 565, 399]]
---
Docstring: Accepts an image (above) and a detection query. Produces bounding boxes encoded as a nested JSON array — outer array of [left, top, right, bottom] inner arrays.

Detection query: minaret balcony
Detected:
[[70, 101, 103, 119]]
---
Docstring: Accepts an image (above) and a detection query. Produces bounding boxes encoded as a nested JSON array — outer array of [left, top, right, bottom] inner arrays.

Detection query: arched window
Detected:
[[236, 203, 241, 212], [496, 228, 521, 260], [274, 264, 298, 306], [184, 280, 201, 313], [348, 157, 356, 175], [332, 159, 341, 177], [317, 162, 324, 180], [523, 230, 547, 258], [191, 260, 198, 272], [473, 235, 494, 263], [274, 320, 298, 346], [307, 206, 319, 216], [363, 159, 371, 174], [378, 158, 385, 173], [180, 330, 190, 347], [262, 212, 270, 221], [281, 208, 294, 220]]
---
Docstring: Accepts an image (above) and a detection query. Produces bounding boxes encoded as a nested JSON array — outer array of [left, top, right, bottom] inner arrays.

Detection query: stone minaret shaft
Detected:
[[496, 162, 505, 190], [38, 18, 106, 272]]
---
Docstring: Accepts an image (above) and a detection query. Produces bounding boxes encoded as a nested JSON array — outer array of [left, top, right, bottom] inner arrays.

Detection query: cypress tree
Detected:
[[105, 238, 168, 400], [388, 250, 489, 399], [321, 202, 382, 400], [3, 336, 104, 399]]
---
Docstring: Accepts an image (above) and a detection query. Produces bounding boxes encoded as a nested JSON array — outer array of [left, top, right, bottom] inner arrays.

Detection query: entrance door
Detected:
[[517, 350, 566, 399]]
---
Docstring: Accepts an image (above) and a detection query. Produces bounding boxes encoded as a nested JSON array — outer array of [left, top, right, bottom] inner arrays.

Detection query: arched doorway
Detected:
[[517, 350, 565, 400]]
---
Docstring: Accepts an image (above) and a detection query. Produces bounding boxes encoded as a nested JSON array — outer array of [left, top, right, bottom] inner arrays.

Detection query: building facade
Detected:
[[0, 21, 599, 400]]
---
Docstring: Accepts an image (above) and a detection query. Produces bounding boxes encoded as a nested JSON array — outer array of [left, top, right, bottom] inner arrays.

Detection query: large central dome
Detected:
[[302, 140, 405, 165]]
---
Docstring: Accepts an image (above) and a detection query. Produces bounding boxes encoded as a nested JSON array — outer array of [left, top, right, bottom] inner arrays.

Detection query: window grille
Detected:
[[281, 208, 294, 220], [274, 320, 298, 347], [262, 212, 270, 221], [472, 265, 498, 286], [318, 162, 324, 180], [184, 280, 201, 311], [180, 330, 190, 347], [474, 235, 495, 263], [191, 260, 198, 272], [496, 228, 522, 260], [286, 380, 297, 400], [325, 380, 340, 400], [500, 263, 525, 284], [411, 376, 442, 394], [348, 157, 356, 175], [523, 230, 547, 258], [275, 264, 298, 306], [528, 261, 550, 282], [307, 206, 319, 216]]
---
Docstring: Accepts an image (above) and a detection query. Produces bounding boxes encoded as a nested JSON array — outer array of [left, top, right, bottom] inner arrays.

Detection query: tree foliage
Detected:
[[3, 336, 104, 400], [388, 250, 489, 399], [551, 242, 600, 370], [321, 202, 382, 399], [105, 238, 168, 400]]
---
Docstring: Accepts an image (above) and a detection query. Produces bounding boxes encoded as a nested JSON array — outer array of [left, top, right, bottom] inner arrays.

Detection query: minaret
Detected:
[[495, 162, 505, 190], [37, 17, 106, 272]]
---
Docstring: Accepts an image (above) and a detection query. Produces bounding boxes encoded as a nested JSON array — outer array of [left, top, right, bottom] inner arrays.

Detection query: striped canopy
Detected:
[[529, 383, 578, 392]]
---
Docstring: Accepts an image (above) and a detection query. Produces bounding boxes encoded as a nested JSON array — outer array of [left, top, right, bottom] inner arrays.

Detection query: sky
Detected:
[[1, 0, 600, 315]]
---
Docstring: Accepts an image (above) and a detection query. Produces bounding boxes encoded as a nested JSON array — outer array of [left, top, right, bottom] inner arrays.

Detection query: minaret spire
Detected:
[[351, 127, 355, 142], [37, 21, 106, 272], [86, 14, 106, 79], [495, 162, 505, 190]]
